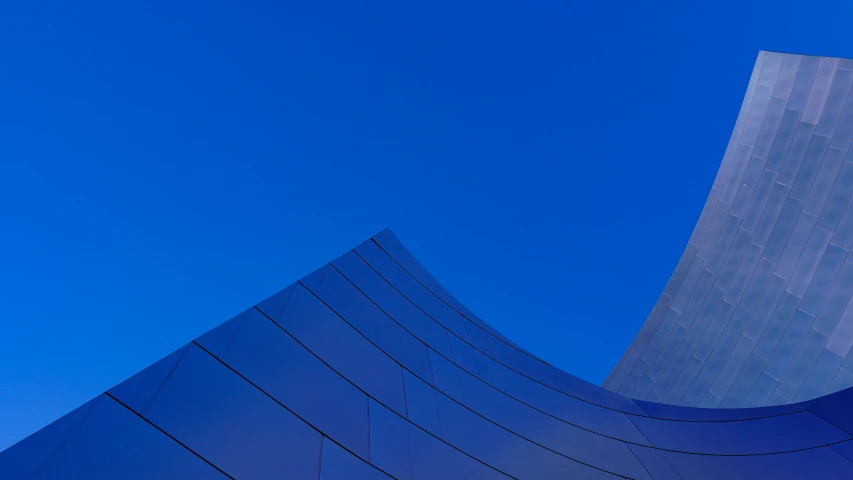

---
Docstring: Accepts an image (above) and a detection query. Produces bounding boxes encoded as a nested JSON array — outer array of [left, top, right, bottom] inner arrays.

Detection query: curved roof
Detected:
[[2, 228, 853, 479], [5, 51, 853, 479]]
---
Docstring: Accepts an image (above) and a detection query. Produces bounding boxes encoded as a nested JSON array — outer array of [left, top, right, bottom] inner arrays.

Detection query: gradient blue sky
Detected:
[[2, 0, 853, 450]]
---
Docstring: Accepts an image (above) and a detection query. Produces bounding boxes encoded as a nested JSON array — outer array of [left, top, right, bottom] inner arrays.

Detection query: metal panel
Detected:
[[7, 52, 853, 480], [608, 52, 853, 407]]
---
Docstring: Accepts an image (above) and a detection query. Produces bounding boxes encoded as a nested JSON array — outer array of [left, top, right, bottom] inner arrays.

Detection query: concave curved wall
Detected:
[[5, 52, 853, 480], [3, 229, 853, 479], [604, 51, 853, 408]]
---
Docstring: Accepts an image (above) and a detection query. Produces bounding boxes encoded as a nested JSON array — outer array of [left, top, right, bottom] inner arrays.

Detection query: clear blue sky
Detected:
[[2, 0, 853, 451]]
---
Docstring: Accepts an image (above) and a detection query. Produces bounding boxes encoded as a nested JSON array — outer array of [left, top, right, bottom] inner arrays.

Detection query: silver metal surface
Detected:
[[605, 51, 853, 407]]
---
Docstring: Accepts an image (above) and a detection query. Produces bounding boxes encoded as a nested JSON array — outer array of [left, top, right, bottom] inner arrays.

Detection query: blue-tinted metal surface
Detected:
[[606, 51, 853, 409], [5, 51, 853, 479]]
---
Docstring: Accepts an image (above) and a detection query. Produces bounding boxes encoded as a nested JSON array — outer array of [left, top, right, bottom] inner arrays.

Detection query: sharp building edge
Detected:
[[4, 53, 853, 479], [604, 51, 853, 409]]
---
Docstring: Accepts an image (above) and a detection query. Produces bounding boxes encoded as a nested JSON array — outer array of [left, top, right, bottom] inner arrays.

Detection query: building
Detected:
[[605, 51, 853, 408], [4, 52, 853, 479]]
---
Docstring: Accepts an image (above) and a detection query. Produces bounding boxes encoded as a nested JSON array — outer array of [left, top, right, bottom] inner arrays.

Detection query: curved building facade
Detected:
[[4, 52, 853, 479], [604, 51, 853, 408], [3, 229, 853, 479]]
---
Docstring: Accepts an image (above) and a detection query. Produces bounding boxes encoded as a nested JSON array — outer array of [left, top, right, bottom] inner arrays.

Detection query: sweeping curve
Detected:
[[605, 51, 853, 408], [3, 52, 853, 479]]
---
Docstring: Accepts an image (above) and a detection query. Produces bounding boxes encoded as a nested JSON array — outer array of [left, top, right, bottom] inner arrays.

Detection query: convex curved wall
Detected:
[[3, 229, 853, 479], [604, 51, 853, 408]]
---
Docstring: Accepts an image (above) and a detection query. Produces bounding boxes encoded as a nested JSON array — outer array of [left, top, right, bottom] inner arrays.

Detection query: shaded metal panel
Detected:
[[5, 53, 853, 480]]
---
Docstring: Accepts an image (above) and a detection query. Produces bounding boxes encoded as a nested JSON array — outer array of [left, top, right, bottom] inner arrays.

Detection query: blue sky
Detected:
[[2, 0, 853, 450]]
